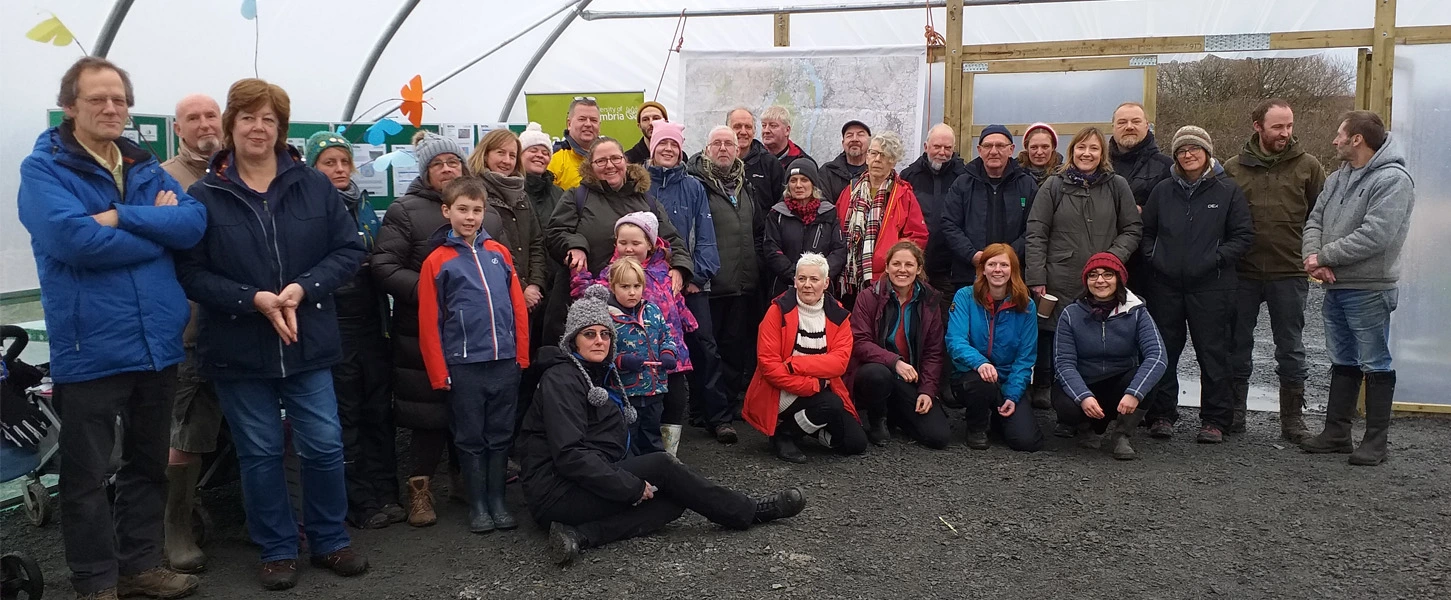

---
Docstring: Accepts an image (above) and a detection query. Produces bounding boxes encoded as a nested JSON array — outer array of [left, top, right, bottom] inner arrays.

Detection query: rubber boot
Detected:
[[406, 476, 436, 527], [1111, 410, 1145, 460], [1029, 382, 1052, 410], [1230, 379, 1248, 434], [1279, 382, 1312, 444], [1349, 371, 1395, 466], [661, 424, 683, 457], [485, 451, 518, 530], [164, 462, 206, 573], [1301, 365, 1361, 454], [459, 454, 494, 533], [865, 412, 889, 447]]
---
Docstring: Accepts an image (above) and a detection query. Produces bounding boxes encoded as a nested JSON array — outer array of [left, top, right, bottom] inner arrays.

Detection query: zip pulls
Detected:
[[203, 180, 289, 378], [466, 243, 502, 360]]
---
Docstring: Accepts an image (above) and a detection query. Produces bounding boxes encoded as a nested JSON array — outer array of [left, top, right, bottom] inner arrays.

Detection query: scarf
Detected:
[[842, 174, 892, 295], [696, 156, 747, 207], [1087, 297, 1118, 322], [1243, 134, 1295, 168], [1061, 166, 1103, 188], [784, 193, 821, 225]]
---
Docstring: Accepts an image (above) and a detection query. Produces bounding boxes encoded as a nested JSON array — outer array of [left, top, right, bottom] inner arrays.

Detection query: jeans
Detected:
[[851, 363, 951, 449], [1144, 285, 1236, 431], [56, 367, 174, 594], [1230, 277, 1309, 385], [214, 368, 350, 562], [628, 394, 665, 455], [447, 360, 520, 456], [684, 291, 733, 427], [1323, 288, 1398, 372], [955, 370, 1045, 452]]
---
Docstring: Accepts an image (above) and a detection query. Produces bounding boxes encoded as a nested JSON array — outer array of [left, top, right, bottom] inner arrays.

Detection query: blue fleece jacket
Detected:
[[946, 285, 1038, 403]]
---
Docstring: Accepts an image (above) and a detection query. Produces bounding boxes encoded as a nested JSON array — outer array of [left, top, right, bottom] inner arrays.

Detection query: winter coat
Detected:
[[417, 226, 529, 390], [774, 140, 814, 171], [525, 171, 566, 296], [649, 163, 720, 288], [900, 152, 969, 281], [18, 123, 207, 384], [762, 201, 847, 297], [743, 291, 858, 436], [624, 138, 651, 165], [1024, 172, 1142, 329], [1303, 133, 1415, 291], [570, 238, 696, 374], [687, 155, 760, 297], [161, 144, 210, 190], [545, 162, 694, 281], [179, 148, 365, 380], [1223, 137, 1325, 280], [840, 172, 931, 288], [1053, 291, 1166, 403], [941, 157, 1037, 286], [945, 285, 1037, 403], [743, 139, 787, 212], [333, 184, 386, 323], [847, 280, 945, 398], [518, 346, 641, 515], [372, 177, 451, 429], [1141, 162, 1256, 292], [480, 171, 548, 291], [819, 152, 868, 208], [1108, 132, 1175, 207], [608, 299, 677, 397], [546, 144, 586, 190]]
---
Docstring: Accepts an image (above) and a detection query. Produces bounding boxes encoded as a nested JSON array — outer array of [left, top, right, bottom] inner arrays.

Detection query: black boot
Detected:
[[1230, 379, 1248, 434], [547, 522, 585, 566], [1301, 365, 1362, 454], [1349, 371, 1395, 466], [752, 488, 806, 524], [458, 454, 494, 533], [865, 413, 889, 447], [771, 432, 806, 464], [485, 451, 518, 530]]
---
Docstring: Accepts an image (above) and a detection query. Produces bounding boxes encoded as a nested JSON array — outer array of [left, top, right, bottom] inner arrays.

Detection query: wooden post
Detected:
[[961, 73, 975, 156], [1370, 0, 1397, 125], [1355, 48, 1372, 111], [945, 0, 965, 152], [1142, 64, 1159, 123], [773, 13, 790, 47]]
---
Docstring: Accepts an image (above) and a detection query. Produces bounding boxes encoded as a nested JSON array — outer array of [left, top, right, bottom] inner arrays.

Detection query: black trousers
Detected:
[[55, 367, 175, 594], [333, 316, 399, 521], [685, 291, 734, 427], [710, 294, 757, 402], [778, 388, 868, 455], [1144, 285, 1236, 431], [532, 453, 756, 547], [956, 370, 1045, 452], [1051, 369, 1138, 434], [851, 363, 951, 449], [1033, 329, 1055, 387]]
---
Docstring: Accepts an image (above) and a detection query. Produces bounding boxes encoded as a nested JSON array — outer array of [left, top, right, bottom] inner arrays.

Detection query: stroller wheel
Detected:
[[1, 551, 45, 600], [22, 482, 50, 527], [192, 503, 213, 548]]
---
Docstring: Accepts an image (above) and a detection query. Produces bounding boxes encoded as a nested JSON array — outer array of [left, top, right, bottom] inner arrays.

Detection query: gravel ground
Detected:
[[4, 406, 1449, 600]]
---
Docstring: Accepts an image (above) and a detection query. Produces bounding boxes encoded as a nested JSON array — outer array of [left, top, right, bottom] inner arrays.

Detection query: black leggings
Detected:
[[408, 429, 458, 478], [851, 363, 951, 449], [778, 388, 868, 455], [1050, 369, 1139, 434]]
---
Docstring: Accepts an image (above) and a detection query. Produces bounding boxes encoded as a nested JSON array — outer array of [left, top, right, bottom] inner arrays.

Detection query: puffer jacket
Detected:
[[945, 285, 1037, 403], [1053, 291, 1166, 403], [900, 152, 968, 280], [742, 139, 787, 212], [941, 157, 1037, 286], [649, 163, 720, 288], [762, 200, 847, 297], [545, 162, 693, 280], [1303, 133, 1415, 290], [1108, 132, 1175, 207], [417, 226, 529, 390], [743, 291, 858, 436], [479, 171, 547, 291], [1222, 136, 1326, 280], [847, 279, 945, 398], [1024, 171, 1141, 329], [17, 123, 206, 383], [1142, 162, 1255, 291], [608, 298, 676, 397], [687, 154, 760, 297]]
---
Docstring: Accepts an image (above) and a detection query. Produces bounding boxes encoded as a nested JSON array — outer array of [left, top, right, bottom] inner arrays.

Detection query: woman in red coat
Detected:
[[837, 131, 930, 305], [743, 253, 867, 463]]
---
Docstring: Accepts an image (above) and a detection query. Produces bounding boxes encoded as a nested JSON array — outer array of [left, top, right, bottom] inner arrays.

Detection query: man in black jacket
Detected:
[[819, 120, 872, 205], [1140, 126, 1255, 444], [1108, 102, 1174, 207], [940, 124, 1037, 292], [728, 107, 786, 211], [900, 123, 967, 291]]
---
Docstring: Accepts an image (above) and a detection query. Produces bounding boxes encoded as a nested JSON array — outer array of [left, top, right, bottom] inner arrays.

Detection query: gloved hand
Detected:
[[659, 354, 677, 371], [618, 354, 646, 373]]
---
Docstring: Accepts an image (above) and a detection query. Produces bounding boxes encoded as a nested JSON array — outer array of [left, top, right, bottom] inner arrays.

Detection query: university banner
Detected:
[[524, 91, 646, 149]]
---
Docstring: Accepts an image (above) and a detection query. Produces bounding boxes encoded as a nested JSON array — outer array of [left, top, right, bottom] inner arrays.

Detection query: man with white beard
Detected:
[[900, 123, 967, 292]]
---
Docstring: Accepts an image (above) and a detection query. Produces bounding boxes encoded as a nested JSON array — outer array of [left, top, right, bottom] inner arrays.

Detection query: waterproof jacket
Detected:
[[774, 140, 814, 171], [744, 292, 858, 436], [570, 237, 696, 375], [819, 152, 867, 208], [417, 226, 529, 390], [1225, 140, 1325, 280], [179, 148, 365, 380], [518, 346, 641, 514], [1053, 291, 1166, 403], [480, 171, 548, 291], [546, 144, 586, 190], [1303, 133, 1415, 291], [687, 155, 760, 297], [840, 172, 931, 288], [1108, 133, 1175, 207], [18, 123, 207, 384], [609, 299, 676, 397], [900, 152, 969, 280], [945, 285, 1038, 403], [545, 163, 693, 281], [372, 177, 451, 428], [1025, 172, 1142, 329], [847, 280, 945, 398], [743, 139, 787, 212], [762, 201, 847, 297], [1141, 163, 1256, 291], [649, 163, 720, 288], [941, 157, 1037, 286]]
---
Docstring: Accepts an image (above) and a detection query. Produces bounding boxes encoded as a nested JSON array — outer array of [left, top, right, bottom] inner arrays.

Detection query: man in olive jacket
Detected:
[[1223, 100, 1325, 443]]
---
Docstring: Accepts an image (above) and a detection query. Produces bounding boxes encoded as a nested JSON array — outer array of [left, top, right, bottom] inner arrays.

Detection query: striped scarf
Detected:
[[842, 176, 890, 296]]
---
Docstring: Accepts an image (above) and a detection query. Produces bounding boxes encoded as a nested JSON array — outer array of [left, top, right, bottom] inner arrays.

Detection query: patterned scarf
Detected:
[[784, 193, 821, 225], [1061, 166, 1102, 188], [842, 175, 891, 295]]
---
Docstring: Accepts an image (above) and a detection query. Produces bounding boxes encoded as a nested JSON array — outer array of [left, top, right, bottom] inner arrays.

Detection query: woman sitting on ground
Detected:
[[946, 243, 1044, 452], [846, 241, 950, 449], [1051, 253, 1167, 460], [744, 253, 867, 463], [518, 285, 805, 565]]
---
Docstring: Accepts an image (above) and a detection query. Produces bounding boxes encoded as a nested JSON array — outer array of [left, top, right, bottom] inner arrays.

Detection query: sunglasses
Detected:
[[580, 328, 614, 341]]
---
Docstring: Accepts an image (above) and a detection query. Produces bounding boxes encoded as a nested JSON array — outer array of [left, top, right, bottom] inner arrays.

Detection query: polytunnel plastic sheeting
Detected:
[[1388, 44, 1451, 406], [969, 70, 1145, 126]]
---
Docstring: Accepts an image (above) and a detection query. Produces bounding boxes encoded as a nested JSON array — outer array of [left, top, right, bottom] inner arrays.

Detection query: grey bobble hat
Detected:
[[1171, 125, 1214, 157], [414, 132, 467, 186], [560, 284, 635, 423]]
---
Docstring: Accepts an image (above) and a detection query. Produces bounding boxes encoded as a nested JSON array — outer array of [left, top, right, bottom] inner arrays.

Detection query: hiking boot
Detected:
[[257, 560, 297, 591], [1078, 431, 1102, 450], [406, 476, 436, 527], [1196, 425, 1224, 444], [1148, 420, 1174, 439], [1302, 365, 1362, 454], [310, 546, 369, 577], [485, 451, 518, 530], [714, 424, 738, 444], [115, 567, 199, 599], [75, 589, 119, 600], [865, 414, 890, 447], [1111, 410, 1144, 460], [753, 488, 806, 524], [1230, 380, 1249, 434], [379, 503, 407, 524], [661, 424, 683, 456], [771, 433, 807, 464], [1052, 422, 1078, 438], [459, 454, 494, 534], [1349, 371, 1395, 466], [1030, 384, 1052, 410], [1279, 382, 1312, 444], [965, 429, 989, 450], [548, 522, 585, 566], [163, 463, 205, 574]]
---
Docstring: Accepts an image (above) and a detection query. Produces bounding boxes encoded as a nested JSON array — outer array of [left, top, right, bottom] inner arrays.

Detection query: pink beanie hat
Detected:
[[649, 121, 685, 156], [615, 211, 659, 247], [1024, 122, 1058, 147]]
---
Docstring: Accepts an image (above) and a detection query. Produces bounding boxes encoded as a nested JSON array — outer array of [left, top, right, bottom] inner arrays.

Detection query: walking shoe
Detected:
[[310, 546, 369, 577], [1148, 420, 1174, 439], [866, 414, 890, 447], [753, 488, 806, 524], [75, 589, 119, 600], [965, 429, 989, 450], [257, 560, 298, 591], [115, 567, 199, 599], [163, 463, 205, 574], [771, 433, 807, 464], [548, 522, 584, 566], [714, 424, 738, 444], [406, 476, 436, 527], [1053, 422, 1077, 438], [1195, 425, 1224, 444], [379, 503, 407, 524]]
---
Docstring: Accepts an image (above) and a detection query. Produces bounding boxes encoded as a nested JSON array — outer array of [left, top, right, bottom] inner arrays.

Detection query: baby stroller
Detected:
[[2, 325, 52, 599]]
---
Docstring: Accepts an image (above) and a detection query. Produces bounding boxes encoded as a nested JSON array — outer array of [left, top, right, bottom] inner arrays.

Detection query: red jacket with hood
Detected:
[[744, 291, 859, 436]]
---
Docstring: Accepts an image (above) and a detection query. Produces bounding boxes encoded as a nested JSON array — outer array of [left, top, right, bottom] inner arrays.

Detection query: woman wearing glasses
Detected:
[[838, 131, 929, 305]]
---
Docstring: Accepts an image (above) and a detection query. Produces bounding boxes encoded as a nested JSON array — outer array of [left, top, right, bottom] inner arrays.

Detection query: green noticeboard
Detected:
[[525, 91, 646, 149], [48, 109, 174, 162]]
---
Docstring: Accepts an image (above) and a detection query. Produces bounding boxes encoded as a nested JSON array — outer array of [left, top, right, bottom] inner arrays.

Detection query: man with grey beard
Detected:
[[900, 123, 967, 291]]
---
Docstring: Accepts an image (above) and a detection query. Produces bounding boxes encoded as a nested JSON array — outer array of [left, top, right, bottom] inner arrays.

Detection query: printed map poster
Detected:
[[525, 91, 647, 149]]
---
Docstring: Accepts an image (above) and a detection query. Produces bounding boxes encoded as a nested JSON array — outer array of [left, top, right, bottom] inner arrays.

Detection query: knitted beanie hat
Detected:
[[1082, 252, 1129, 287], [560, 284, 636, 423], [638, 101, 669, 122], [979, 124, 1013, 146], [1024, 122, 1058, 148], [649, 121, 685, 157], [518, 122, 552, 153], [304, 130, 351, 167], [615, 211, 659, 247], [414, 132, 467, 186], [1172, 125, 1214, 157], [786, 158, 823, 193]]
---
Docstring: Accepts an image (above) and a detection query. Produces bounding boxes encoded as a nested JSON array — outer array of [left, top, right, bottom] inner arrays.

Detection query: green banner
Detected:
[[525, 91, 646, 150]]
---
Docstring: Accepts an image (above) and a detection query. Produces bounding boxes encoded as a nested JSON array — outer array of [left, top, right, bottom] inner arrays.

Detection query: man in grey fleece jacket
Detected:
[[1299, 111, 1415, 466]]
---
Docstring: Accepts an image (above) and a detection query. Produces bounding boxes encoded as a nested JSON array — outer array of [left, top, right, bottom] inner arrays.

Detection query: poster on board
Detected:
[[440, 123, 475, 158], [524, 91, 646, 149], [351, 143, 389, 197]]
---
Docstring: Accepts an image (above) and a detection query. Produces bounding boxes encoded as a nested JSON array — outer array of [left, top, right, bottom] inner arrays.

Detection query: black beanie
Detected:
[[785, 158, 823, 194]]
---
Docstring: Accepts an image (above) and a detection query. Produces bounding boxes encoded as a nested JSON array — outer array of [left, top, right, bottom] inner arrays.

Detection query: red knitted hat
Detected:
[[1082, 252, 1128, 287]]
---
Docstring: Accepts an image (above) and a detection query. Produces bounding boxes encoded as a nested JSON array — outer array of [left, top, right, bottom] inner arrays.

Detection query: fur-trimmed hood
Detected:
[[580, 160, 652, 194]]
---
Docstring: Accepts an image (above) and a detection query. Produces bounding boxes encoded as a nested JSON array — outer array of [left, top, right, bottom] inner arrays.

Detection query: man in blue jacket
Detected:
[[17, 57, 206, 599]]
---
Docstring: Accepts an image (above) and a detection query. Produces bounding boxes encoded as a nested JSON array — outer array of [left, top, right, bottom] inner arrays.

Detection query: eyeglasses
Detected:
[[706, 140, 735, 149], [80, 95, 129, 108], [978, 143, 1013, 153], [1086, 271, 1118, 281], [429, 158, 463, 170], [1175, 146, 1204, 157], [591, 156, 625, 167], [580, 328, 613, 341]]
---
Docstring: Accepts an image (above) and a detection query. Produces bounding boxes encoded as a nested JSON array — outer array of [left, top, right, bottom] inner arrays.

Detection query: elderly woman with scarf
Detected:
[[838, 131, 929, 307], [520, 285, 805, 565], [763, 158, 847, 298]]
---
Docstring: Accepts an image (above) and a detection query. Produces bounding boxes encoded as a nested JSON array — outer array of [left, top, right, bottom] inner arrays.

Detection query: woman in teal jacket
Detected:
[[946, 243, 1042, 452]]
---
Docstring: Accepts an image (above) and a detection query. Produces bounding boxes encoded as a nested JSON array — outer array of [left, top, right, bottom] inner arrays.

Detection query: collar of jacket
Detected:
[[430, 222, 494, 252], [872, 277, 932, 307], [774, 288, 851, 325], [174, 142, 212, 172], [53, 120, 155, 176], [687, 153, 745, 195], [525, 170, 556, 194], [1109, 131, 1161, 162], [963, 155, 1026, 184], [648, 162, 688, 186], [1239, 134, 1303, 168], [203, 145, 306, 192], [1173, 158, 1224, 190]]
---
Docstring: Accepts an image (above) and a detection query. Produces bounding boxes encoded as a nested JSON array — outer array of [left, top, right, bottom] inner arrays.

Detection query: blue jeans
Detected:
[[447, 359, 520, 456], [214, 368, 350, 562], [1323, 288, 1398, 372]]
